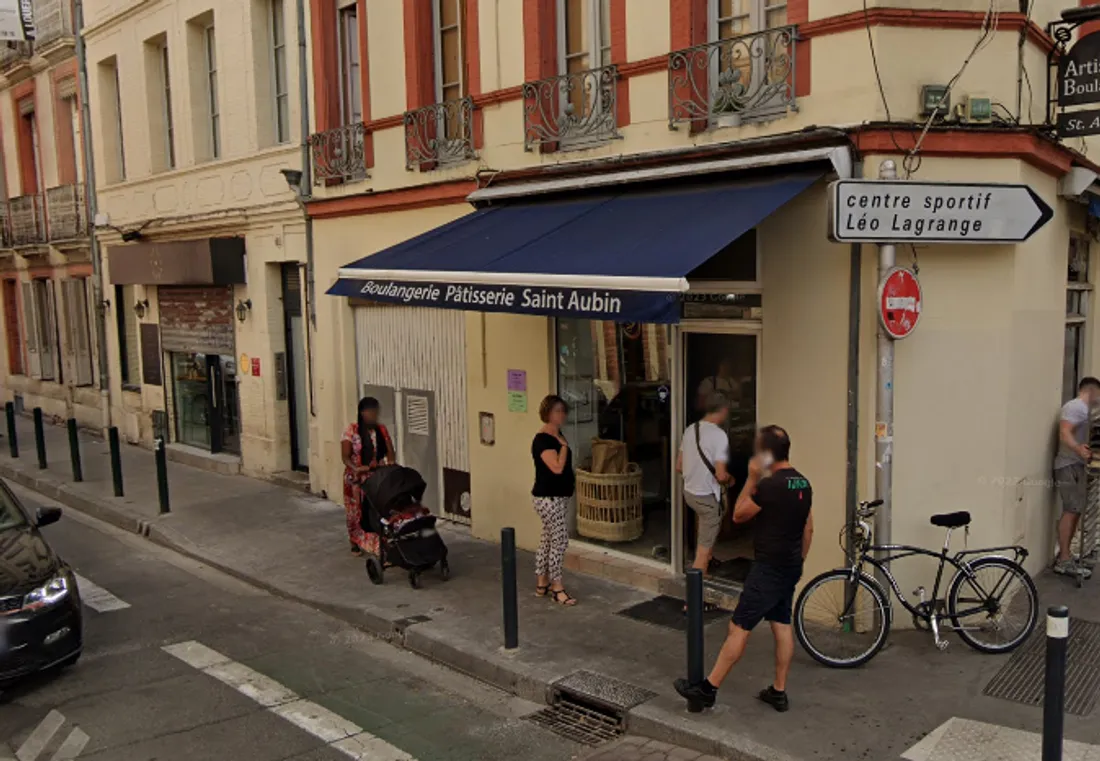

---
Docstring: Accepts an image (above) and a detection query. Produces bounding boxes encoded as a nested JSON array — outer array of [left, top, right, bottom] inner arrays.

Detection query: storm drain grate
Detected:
[[526, 696, 623, 746], [983, 617, 1100, 716]]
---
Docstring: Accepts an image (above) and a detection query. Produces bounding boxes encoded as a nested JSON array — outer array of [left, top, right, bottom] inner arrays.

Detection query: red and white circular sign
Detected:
[[879, 267, 922, 340]]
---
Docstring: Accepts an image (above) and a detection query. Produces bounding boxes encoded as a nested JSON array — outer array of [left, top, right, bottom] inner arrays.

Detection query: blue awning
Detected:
[[328, 171, 822, 323]]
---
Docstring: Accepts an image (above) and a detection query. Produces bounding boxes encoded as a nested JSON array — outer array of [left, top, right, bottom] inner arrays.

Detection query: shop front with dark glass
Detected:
[[170, 352, 242, 454]]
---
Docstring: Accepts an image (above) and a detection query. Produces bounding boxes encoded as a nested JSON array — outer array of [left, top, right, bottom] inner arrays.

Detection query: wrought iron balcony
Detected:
[[0, 203, 13, 249], [33, 0, 75, 48], [0, 41, 32, 71], [9, 194, 45, 246], [668, 25, 797, 130], [522, 64, 619, 151], [308, 123, 368, 185], [404, 97, 476, 170], [45, 184, 88, 241]]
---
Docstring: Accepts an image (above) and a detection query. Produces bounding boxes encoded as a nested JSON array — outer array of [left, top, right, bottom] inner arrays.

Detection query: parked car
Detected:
[[0, 479, 82, 685]]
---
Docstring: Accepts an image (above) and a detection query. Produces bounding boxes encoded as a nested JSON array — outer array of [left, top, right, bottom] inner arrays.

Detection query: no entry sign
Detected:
[[879, 267, 922, 340]]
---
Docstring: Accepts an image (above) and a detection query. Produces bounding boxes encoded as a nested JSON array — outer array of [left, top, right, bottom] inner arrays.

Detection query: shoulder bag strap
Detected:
[[694, 422, 717, 476]]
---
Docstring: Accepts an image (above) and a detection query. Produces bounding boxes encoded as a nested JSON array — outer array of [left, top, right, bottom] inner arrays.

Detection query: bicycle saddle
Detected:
[[930, 511, 971, 528]]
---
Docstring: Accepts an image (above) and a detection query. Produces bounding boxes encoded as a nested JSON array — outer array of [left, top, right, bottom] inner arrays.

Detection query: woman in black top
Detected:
[[532, 395, 577, 606]]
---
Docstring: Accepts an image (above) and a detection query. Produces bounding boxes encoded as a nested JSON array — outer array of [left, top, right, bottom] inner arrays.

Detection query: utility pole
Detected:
[[74, 0, 111, 431], [874, 159, 897, 556]]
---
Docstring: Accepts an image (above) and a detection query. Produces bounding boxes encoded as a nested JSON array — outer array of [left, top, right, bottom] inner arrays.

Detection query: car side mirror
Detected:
[[35, 506, 62, 528]]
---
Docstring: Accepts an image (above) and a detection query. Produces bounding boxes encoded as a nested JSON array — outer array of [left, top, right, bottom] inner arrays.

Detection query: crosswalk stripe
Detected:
[[15, 710, 63, 761], [46, 728, 88, 761], [74, 575, 130, 613], [163, 641, 416, 761]]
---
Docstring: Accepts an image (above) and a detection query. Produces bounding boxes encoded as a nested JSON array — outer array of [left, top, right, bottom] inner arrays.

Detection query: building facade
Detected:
[[82, 0, 312, 480], [303, 0, 1100, 602], [0, 0, 102, 429]]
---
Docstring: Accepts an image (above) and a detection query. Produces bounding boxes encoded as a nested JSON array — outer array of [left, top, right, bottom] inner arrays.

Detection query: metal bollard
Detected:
[[1044, 605, 1070, 761], [686, 568, 706, 713], [5, 402, 16, 458], [66, 419, 82, 482], [32, 408, 46, 469], [108, 426, 124, 497], [154, 437, 170, 514], [501, 527, 518, 649]]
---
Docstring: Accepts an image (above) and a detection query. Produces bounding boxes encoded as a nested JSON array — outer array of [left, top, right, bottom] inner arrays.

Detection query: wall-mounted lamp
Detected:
[[133, 299, 149, 319], [236, 298, 253, 323], [280, 168, 304, 195]]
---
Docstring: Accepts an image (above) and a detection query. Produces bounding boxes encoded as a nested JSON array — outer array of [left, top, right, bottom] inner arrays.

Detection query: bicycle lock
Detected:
[[1043, 605, 1069, 761]]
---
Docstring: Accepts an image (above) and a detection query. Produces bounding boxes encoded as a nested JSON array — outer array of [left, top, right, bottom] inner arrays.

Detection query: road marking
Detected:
[[73, 575, 130, 613], [163, 641, 416, 761], [0, 710, 89, 761]]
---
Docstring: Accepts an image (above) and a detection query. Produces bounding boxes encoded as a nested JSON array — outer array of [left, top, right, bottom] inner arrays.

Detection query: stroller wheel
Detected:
[[440, 559, 450, 581], [365, 556, 384, 585], [409, 571, 421, 589]]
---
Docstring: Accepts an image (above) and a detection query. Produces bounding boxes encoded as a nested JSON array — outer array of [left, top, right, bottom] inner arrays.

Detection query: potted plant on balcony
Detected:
[[712, 69, 748, 128]]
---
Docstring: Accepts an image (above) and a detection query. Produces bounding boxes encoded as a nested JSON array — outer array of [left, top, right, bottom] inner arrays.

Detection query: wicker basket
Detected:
[[575, 463, 644, 543]]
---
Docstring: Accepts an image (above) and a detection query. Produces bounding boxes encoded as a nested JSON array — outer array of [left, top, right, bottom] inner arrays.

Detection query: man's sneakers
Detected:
[[673, 679, 791, 712], [672, 678, 716, 709], [1054, 558, 1092, 579], [757, 685, 790, 712]]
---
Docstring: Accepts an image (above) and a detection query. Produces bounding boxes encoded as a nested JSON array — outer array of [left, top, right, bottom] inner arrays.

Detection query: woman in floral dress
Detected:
[[340, 397, 395, 555]]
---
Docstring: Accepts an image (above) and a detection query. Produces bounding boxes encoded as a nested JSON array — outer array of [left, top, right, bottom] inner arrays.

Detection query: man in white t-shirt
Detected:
[[1054, 376, 1100, 578], [678, 393, 732, 582]]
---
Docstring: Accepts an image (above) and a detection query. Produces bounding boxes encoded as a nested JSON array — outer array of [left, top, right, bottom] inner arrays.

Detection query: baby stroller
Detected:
[[360, 464, 450, 588]]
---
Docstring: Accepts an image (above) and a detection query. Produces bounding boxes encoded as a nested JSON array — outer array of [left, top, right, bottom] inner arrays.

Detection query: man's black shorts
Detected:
[[731, 562, 804, 631]]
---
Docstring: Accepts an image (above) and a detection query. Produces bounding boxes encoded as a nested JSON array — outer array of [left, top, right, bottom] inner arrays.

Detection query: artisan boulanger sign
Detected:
[[327, 278, 681, 323], [1060, 31, 1100, 107]]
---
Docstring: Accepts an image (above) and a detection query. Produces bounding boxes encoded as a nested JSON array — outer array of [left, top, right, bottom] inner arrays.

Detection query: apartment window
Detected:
[[559, 0, 610, 76], [3, 279, 23, 375], [271, 0, 290, 143], [16, 101, 42, 195], [98, 58, 126, 182], [709, 0, 787, 39], [338, 4, 362, 124], [115, 284, 140, 388], [61, 279, 94, 386], [205, 24, 221, 158], [161, 45, 176, 168], [1066, 235, 1092, 402], [434, 0, 466, 104], [21, 279, 59, 381]]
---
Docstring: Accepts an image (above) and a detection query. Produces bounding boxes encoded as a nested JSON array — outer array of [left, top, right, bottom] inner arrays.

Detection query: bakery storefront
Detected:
[[328, 147, 854, 589]]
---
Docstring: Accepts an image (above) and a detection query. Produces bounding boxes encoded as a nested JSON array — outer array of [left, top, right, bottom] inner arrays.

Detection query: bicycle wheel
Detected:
[[794, 569, 891, 668], [947, 556, 1038, 654]]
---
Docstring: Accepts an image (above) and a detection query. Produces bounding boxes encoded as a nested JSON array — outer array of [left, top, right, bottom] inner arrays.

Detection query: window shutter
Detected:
[[62, 279, 93, 386], [21, 281, 41, 379], [40, 281, 57, 381]]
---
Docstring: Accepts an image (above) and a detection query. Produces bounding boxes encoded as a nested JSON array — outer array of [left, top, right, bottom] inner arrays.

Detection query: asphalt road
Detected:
[[0, 485, 592, 761]]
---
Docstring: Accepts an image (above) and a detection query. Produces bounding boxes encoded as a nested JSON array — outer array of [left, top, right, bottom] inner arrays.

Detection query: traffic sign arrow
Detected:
[[829, 181, 1054, 244]]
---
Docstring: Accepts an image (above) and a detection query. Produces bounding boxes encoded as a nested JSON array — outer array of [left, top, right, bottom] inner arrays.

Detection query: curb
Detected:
[[0, 460, 795, 761]]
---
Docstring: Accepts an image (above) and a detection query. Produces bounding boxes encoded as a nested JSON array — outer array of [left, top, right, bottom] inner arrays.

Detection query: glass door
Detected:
[[170, 352, 240, 454], [681, 329, 759, 585]]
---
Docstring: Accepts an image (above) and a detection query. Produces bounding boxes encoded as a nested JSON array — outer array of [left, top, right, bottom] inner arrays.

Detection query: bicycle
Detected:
[[793, 499, 1039, 668]]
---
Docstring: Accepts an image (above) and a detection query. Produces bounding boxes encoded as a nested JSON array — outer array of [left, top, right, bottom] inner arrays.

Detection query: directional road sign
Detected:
[[829, 181, 1054, 244]]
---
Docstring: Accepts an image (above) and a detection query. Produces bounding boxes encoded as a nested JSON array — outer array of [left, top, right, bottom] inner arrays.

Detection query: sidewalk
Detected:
[[2, 415, 1099, 761]]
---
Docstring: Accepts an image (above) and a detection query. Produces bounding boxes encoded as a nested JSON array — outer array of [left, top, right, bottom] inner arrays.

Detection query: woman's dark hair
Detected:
[[357, 397, 388, 464], [539, 395, 568, 424]]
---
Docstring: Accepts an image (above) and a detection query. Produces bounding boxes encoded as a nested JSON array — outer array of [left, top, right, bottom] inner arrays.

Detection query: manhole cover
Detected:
[[526, 698, 623, 746], [616, 594, 728, 632], [983, 617, 1100, 715], [553, 670, 657, 712]]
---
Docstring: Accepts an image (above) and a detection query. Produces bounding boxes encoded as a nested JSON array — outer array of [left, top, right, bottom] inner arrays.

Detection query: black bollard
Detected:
[[1043, 605, 1069, 761], [501, 527, 518, 649], [32, 407, 46, 469], [154, 437, 170, 514], [66, 418, 82, 482], [108, 426, 123, 497], [5, 402, 16, 458], [686, 568, 706, 713]]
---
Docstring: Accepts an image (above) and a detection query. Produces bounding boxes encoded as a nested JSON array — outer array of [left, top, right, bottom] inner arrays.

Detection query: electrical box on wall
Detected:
[[919, 84, 950, 117], [964, 96, 992, 124]]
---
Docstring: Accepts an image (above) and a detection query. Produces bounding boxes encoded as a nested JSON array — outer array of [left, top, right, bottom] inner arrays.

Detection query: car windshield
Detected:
[[0, 483, 28, 531]]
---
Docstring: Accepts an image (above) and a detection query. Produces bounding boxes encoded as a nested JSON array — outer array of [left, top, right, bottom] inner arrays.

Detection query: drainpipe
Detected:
[[74, 0, 111, 431], [295, 0, 316, 417]]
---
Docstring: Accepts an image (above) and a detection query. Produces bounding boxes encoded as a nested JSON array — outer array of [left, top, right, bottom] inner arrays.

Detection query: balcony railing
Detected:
[[522, 64, 619, 151], [33, 0, 75, 48], [0, 41, 32, 71], [668, 25, 797, 130], [45, 184, 88, 241], [0, 204, 13, 249], [308, 123, 368, 185], [10, 194, 45, 247], [404, 97, 476, 170]]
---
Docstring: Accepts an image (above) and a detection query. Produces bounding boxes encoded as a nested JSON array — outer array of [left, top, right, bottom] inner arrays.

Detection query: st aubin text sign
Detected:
[[828, 181, 1053, 245]]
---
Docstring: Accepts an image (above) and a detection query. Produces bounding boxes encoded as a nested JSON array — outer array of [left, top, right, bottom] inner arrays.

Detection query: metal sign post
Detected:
[[875, 160, 898, 557]]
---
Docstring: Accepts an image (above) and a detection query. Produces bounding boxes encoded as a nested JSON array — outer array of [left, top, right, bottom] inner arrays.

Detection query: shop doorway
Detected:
[[170, 352, 241, 454], [681, 328, 759, 585], [281, 264, 309, 471]]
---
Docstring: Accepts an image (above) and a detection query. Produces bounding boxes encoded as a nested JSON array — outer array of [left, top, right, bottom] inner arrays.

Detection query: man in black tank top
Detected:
[[674, 425, 814, 713]]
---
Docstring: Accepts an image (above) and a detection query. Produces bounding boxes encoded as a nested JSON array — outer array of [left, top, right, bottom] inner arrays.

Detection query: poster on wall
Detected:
[[0, 1, 35, 42]]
